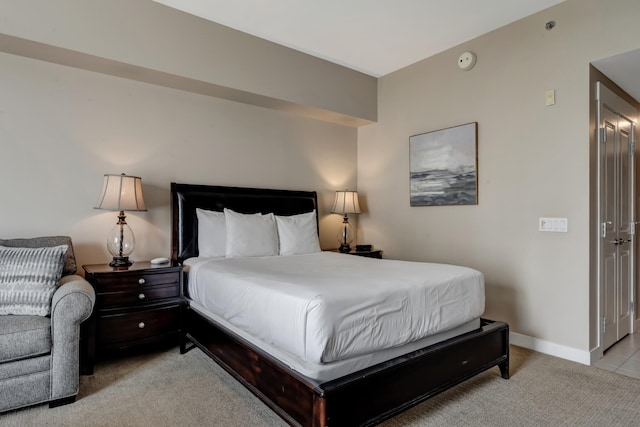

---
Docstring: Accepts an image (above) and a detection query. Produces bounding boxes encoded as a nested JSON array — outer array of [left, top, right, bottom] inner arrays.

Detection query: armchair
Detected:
[[0, 236, 96, 413]]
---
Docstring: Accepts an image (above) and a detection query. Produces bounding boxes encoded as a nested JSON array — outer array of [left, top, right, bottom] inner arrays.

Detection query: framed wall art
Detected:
[[409, 122, 478, 206]]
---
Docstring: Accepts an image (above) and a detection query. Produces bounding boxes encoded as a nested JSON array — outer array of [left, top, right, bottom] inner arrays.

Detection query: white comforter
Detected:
[[186, 252, 484, 364]]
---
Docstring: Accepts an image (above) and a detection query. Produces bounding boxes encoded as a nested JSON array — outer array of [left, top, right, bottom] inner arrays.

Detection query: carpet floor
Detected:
[[3, 345, 640, 426]]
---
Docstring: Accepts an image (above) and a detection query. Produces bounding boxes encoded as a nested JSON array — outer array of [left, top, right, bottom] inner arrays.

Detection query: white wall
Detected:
[[357, 0, 640, 356], [0, 52, 357, 267]]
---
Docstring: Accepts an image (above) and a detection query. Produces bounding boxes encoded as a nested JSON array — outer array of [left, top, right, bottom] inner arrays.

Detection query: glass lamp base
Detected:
[[109, 256, 132, 267], [339, 243, 352, 253], [106, 211, 135, 268], [337, 217, 354, 254]]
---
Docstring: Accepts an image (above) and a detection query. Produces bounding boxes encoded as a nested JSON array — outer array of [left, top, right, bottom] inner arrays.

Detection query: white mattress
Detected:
[[185, 252, 484, 379]]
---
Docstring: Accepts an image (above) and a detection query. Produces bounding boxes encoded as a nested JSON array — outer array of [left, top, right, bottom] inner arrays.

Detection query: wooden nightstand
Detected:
[[328, 248, 383, 259], [81, 262, 182, 373]]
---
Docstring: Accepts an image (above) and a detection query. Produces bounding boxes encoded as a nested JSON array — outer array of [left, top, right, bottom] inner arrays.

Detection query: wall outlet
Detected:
[[539, 217, 568, 232]]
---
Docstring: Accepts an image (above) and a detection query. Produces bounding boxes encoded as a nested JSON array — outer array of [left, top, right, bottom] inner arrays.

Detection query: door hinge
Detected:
[[631, 140, 636, 154], [632, 301, 635, 315], [602, 317, 607, 333], [600, 127, 607, 143], [631, 222, 636, 236]]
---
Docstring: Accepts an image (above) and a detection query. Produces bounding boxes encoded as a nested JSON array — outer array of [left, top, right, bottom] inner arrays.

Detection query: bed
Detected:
[[171, 182, 509, 426]]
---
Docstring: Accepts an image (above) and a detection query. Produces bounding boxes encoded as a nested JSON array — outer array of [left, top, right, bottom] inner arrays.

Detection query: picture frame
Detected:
[[410, 122, 478, 206]]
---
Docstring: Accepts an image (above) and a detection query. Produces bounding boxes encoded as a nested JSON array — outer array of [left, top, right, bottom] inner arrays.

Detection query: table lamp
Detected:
[[330, 190, 361, 253], [94, 173, 147, 267]]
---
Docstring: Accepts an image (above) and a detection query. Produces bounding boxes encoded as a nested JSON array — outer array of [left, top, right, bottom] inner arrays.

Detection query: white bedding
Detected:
[[186, 251, 484, 367]]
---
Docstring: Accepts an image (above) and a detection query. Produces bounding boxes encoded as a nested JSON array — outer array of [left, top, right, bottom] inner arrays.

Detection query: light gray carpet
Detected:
[[3, 345, 640, 426]]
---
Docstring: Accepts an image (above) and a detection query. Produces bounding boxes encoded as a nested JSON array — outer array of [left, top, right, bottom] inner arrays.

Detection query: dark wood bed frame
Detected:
[[171, 182, 509, 427]]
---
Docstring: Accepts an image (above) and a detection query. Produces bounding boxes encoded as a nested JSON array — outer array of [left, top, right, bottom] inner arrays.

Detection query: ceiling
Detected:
[[152, 0, 566, 77]]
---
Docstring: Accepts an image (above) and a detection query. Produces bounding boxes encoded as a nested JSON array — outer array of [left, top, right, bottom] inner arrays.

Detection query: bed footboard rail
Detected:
[[321, 319, 509, 426]]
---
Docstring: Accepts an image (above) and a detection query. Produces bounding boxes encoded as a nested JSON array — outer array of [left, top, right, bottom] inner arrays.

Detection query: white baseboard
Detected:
[[510, 331, 591, 365]]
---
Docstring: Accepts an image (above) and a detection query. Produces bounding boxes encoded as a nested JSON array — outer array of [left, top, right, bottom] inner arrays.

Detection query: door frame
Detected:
[[590, 66, 640, 363]]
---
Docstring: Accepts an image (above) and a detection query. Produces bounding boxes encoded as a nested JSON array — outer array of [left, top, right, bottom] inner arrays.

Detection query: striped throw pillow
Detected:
[[0, 245, 68, 316]]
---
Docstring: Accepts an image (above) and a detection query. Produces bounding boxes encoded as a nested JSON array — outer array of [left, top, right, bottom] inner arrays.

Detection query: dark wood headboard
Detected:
[[170, 183, 318, 264]]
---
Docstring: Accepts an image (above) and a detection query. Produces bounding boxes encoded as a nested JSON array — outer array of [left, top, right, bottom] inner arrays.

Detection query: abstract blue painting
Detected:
[[410, 122, 478, 206]]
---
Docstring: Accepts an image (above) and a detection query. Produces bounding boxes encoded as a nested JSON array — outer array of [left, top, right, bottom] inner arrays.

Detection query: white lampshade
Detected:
[[330, 190, 361, 215], [95, 173, 147, 212]]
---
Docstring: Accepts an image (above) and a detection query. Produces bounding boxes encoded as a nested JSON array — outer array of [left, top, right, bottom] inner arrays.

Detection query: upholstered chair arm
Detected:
[[50, 275, 96, 401]]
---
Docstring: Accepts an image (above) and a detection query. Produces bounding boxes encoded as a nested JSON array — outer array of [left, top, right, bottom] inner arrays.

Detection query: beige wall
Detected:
[[0, 0, 378, 269], [357, 0, 640, 355], [0, 0, 376, 126], [3, 0, 640, 359]]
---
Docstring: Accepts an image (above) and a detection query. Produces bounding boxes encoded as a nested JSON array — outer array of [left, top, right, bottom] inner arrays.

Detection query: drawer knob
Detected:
[[138, 293, 145, 300], [138, 322, 145, 329], [138, 278, 146, 285]]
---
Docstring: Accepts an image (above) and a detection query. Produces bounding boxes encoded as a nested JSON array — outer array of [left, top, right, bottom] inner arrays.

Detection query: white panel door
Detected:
[[598, 82, 636, 351]]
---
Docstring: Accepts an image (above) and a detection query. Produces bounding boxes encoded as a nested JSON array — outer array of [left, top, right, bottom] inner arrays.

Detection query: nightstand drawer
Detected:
[[98, 304, 180, 347], [98, 284, 179, 307], [93, 271, 179, 292]]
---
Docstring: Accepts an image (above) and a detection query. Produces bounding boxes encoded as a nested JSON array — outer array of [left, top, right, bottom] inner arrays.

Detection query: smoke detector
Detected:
[[457, 51, 477, 71]]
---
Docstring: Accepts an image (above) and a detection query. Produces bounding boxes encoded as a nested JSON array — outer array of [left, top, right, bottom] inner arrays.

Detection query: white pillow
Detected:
[[276, 211, 321, 256], [196, 208, 226, 258], [224, 208, 279, 257]]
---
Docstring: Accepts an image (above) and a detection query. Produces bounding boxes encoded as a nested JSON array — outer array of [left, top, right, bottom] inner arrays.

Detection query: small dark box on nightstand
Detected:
[[355, 244, 372, 252]]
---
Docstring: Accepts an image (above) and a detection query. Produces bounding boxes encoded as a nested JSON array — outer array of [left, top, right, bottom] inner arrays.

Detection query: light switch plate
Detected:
[[545, 90, 556, 106]]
